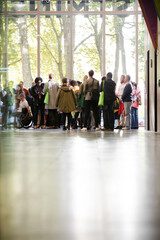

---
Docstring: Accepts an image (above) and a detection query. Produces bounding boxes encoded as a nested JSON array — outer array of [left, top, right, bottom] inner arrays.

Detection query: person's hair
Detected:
[[62, 77, 67, 84], [35, 77, 43, 84], [20, 81, 24, 85], [88, 70, 94, 77], [49, 73, 53, 79], [69, 79, 76, 87], [133, 82, 137, 88], [102, 76, 106, 81], [19, 93, 25, 98], [77, 81, 82, 85], [17, 84, 23, 91], [126, 75, 131, 81], [121, 75, 125, 80], [83, 75, 88, 83], [106, 72, 112, 79]]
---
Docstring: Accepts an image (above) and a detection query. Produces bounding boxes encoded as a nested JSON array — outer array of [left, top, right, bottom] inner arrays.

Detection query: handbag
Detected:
[[44, 83, 49, 104], [98, 80, 104, 106]]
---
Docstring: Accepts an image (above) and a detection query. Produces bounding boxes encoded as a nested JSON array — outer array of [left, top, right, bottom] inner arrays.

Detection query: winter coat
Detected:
[[56, 85, 77, 113], [43, 80, 59, 109], [83, 77, 99, 101], [31, 83, 45, 107], [101, 78, 116, 104], [122, 82, 132, 102]]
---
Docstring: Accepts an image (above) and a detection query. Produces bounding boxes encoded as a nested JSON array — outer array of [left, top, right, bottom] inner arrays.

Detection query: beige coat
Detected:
[[44, 80, 59, 109], [56, 86, 77, 113]]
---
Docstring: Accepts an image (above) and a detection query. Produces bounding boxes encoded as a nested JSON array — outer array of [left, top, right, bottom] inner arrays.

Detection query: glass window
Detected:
[[0, 15, 8, 88], [7, 15, 37, 87], [41, 0, 70, 12], [40, 15, 70, 83], [7, 1, 38, 12], [106, 0, 136, 11], [73, 0, 102, 12], [106, 14, 136, 86], [73, 14, 103, 81], [0, 0, 6, 13]]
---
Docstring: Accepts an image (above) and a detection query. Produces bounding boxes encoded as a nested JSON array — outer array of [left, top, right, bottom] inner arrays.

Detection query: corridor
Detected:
[[0, 128, 160, 240]]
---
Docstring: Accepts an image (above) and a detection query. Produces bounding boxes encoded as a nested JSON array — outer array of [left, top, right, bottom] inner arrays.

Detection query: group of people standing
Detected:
[[0, 70, 141, 131]]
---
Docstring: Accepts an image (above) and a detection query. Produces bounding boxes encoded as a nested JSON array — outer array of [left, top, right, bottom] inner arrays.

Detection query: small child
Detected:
[[56, 78, 77, 130]]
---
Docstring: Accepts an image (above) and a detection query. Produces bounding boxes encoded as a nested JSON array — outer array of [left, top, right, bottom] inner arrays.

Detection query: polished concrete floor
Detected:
[[0, 128, 160, 240]]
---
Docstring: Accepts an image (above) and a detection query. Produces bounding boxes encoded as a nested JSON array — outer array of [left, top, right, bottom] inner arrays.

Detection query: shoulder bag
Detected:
[[98, 80, 104, 106], [44, 83, 49, 104]]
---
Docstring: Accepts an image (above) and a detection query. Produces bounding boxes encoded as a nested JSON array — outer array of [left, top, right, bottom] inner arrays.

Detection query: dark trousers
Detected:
[[62, 112, 72, 128], [48, 109, 58, 127], [84, 100, 99, 128], [33, 105, 45, 126], [131, 107, 138, 128], [1, 106, 8, 127], [103, 103, 114, 130]]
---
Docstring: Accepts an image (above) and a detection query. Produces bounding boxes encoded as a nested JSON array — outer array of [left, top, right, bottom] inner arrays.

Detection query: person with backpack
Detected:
[[81, 70, 100, 131], [56, 77, 77, 130], [131, 82, 141, 129]]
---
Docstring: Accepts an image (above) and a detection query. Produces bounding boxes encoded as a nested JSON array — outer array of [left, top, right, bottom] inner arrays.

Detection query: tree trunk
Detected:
[[17, 16, 32, 88], [113, 32, 120, 84], [63, 15, 70, 79], [0, 16, 8, 87], [95, 23, 103, 76], [113, 15, 119, 84], [119, 25, 127, 74]]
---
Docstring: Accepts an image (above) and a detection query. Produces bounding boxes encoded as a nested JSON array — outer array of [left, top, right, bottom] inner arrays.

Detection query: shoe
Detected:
[[53, 126, 58, 129], [34, 125, 38, 129], [102, 128, 113, 131], [81, 127, 87, 131], [95, 127, 100, 131], [122, 127, 130, 130], [41, 125, 46, 129], [63, 126, 66, 131], [114, 126, 120, 129]]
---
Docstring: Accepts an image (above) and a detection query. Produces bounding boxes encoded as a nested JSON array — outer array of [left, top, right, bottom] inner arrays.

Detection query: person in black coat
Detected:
[[100, 72, 116, 131], [31, 77, 45, 129]]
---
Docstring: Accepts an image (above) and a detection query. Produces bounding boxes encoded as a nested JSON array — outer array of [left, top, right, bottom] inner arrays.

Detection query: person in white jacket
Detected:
[[44, 73, 59, 128]]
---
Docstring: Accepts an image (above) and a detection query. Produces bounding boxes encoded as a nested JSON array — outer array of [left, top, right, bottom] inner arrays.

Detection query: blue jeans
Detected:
[[131, 107, 138, 129]]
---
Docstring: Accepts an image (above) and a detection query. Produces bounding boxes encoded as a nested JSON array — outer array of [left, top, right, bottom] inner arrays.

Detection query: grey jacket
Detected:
[[83, 77, 99, 100]]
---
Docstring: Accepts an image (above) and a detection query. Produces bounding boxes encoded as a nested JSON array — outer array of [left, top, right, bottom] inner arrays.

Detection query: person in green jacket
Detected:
[[56, 78, 77, 130]]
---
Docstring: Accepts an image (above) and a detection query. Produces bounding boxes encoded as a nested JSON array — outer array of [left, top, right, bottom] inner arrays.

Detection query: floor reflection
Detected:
[[0, 129, 160, 240]]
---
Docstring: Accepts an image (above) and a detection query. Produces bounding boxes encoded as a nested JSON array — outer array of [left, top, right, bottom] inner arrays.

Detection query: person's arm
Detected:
[[27, 106, 31, 116], [55, 89, 61, 107], [43, 82, 48, 94], [71, 89, 77, 106], [78, 84, 83, 98]]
